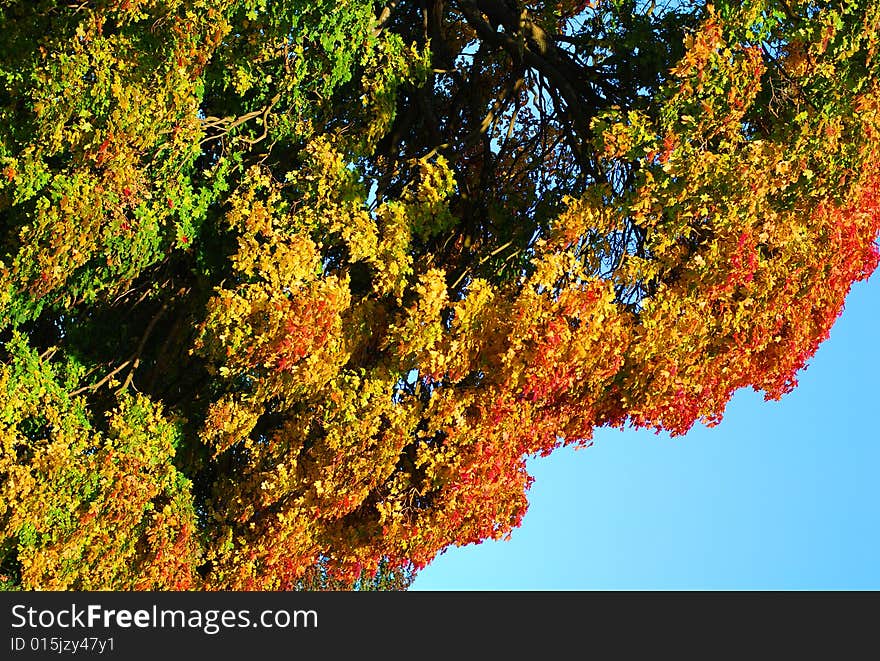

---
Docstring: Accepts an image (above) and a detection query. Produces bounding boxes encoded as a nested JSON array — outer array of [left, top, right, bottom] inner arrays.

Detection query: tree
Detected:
[[0, 0, 877, 590]]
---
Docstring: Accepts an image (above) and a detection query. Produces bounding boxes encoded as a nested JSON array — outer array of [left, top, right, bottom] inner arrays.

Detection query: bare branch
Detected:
[[200, 94, 282, 147], [374, 1, 399, 36]]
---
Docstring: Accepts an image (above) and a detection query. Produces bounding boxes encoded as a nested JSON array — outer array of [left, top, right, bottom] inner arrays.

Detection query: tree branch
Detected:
[[374, 1, 400, 36], [200, 93, 282, 147], [117, 303, 168, 394]]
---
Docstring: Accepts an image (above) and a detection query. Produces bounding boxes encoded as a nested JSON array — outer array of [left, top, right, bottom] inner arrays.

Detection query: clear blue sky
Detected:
[[411, 268, 880, 590]]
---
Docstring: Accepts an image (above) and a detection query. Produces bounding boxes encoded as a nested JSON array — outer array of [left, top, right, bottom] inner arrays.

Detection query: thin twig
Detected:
[[199, 94, 282, 147], [761, 42, 817, 111], [69, 304, 167, 397], [451, 240, 517, 289], [117, 304, 168, 394], [70, 360, 132, 397]]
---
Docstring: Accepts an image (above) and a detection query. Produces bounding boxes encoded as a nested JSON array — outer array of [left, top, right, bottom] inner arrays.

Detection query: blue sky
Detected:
[[411, 268, 879, 590]]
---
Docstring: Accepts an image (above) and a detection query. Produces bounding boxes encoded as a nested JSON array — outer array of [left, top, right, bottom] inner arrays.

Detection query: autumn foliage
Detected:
[[1, 0, 879, 590]]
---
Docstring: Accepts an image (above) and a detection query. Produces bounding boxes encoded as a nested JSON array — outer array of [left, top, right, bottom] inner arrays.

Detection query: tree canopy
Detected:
[[1, 0, 878, 590]]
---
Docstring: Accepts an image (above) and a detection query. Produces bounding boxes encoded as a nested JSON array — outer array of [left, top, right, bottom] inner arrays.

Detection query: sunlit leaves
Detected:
[[0, 337, 197, 589]]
